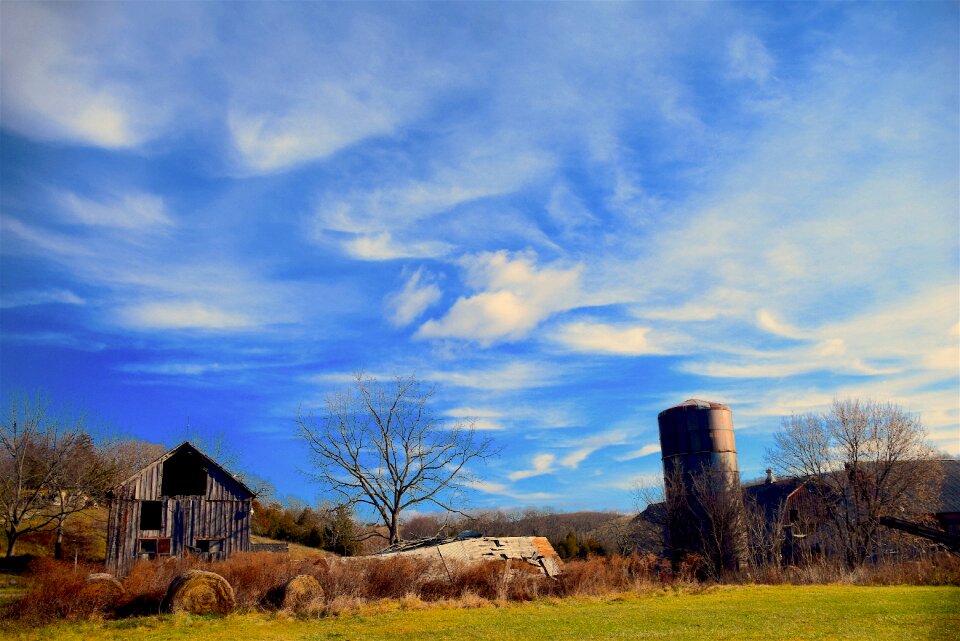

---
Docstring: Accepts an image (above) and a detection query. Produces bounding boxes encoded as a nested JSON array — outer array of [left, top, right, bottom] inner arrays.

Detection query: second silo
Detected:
[[657, 399, 747, 573]]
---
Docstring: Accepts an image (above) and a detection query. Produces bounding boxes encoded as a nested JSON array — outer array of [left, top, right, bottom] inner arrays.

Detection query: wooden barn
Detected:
[[105, 441, 254, 576]]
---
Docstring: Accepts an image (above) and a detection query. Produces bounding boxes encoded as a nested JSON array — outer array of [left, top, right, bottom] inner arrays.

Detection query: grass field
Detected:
[[3, 585, 958, 641]]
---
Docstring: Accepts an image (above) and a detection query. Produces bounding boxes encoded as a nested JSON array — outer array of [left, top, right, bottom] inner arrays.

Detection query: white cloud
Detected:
[[418, 251, 582, 344], [228, 96, 397, 173], [445, 407, 503, 419], [552, 321, 664, 356], [465, 480, 558, 502], [313, 147, 554, 258], [344, 232, 452, 261], [508, 453, 556, 481], [727, 33, 775, 83], [119, 301, 253, 331], [615, 444, 661, 462], [57, 191, 172, 229], [0, 289, 85, 308], [118, 361, 234, 376], [444, 407, 504, 431], [682, 284, 956, 382], [386, 268, 443, 326], [1, 217, 93, 259], [756, 309, 804, 340], [0, 4, 162, 147], [560, 429, 631, 469]]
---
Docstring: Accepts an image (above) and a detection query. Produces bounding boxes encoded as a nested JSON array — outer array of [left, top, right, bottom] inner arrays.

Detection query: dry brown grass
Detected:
[[5, 550, 957, 625], [8, 558, 117, 624]]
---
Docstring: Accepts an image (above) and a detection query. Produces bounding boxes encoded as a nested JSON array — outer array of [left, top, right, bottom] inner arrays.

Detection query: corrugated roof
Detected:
[[378, 535, 563, 577]]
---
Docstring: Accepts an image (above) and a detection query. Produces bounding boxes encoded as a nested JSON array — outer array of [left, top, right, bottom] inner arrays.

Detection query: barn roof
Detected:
[[112, 440, 255, 499], [744, 459, 960, 517], [938, 459, 960, 513], [377, 534, 563, 577], [638, 459, 960, 522]]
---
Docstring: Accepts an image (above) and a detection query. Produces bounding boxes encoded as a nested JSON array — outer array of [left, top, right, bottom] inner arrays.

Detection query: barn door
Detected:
[[172, 501, 185, 556]]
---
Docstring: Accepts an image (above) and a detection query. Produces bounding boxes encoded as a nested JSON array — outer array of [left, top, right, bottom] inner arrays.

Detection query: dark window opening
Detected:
[[138, 537, 171, 558], [789, 509, 799, 523], [195, 538, 223, 554], [140, 501, 163, 530], [161, 448, 208, 497]]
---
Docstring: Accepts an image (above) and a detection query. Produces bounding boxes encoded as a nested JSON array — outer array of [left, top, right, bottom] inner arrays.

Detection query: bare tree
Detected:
[[767, 399, 942, 567], [297, 373, 495, 545], [0, 395, 118, 557], [687, 465, 749, 577]]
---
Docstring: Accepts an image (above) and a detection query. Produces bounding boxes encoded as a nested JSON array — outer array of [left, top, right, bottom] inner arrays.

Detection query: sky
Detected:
[[1, 2, 958, 513]]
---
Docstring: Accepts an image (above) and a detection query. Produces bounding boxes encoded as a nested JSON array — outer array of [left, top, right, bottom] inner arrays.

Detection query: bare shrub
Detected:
[[12, 558, 114, 623], [212, 551, 301, 609], [364, 556, 433, 599]]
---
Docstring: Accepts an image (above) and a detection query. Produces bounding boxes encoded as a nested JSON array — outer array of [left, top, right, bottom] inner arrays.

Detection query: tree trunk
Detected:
[[390, 511, 401, 545], [54, 520, 64, 560], [5, 529, 16, 558]]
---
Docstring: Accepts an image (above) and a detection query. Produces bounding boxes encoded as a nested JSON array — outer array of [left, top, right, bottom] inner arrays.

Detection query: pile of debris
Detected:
[[377, 532, 563, 577]]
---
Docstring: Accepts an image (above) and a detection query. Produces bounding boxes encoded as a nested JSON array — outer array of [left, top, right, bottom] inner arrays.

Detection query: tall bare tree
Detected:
[[767, 399, 942, 567], [0, 395, 118, 557], [297, 373, 494, 545]]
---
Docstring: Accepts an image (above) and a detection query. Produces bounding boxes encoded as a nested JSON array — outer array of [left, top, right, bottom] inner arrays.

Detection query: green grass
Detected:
[[3, 585, 958, 641]]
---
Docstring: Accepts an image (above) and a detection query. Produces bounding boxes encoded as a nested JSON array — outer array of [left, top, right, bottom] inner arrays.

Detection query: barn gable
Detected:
[[106, 441, 253, 576], [112, 441, 255, 502]]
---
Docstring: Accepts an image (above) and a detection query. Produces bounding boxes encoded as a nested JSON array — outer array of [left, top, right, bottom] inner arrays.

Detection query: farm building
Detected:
[[105, 441, 254, 576], [378, 533, 564, 577]]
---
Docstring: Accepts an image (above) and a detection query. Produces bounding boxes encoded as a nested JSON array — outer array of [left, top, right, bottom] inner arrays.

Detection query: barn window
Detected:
[[138, 537, 171, 559], [195, 538, 223, 554], [161, 448, 208, 497], [140, 501, 163, 530]]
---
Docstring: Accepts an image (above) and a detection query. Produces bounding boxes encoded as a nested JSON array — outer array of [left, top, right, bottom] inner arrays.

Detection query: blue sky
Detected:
[[1, 2, 958, 512]]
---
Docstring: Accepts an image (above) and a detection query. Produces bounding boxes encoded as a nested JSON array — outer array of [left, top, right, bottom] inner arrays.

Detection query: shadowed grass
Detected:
[[2, 585, 958, 641]]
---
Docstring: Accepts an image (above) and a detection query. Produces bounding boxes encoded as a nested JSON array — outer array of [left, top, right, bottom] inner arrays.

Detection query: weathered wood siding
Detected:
[[105, 444, 253, 576]]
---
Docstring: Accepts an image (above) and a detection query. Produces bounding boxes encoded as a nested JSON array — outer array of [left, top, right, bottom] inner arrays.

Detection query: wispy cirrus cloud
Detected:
[[615, 444, 661, 462], [429, 360, 560, 392], [508, 454, 556, 481], [118, 301, 253, 331], [551, 321, 667, 356], [385, 268, 443, 326], [344, 233, 452, 262], [57, 190, 172, 230], [727, 33, 775, 83], [0, 3, 172, 148], [0, 289, 85, 308], [465, 480, 558, 502]]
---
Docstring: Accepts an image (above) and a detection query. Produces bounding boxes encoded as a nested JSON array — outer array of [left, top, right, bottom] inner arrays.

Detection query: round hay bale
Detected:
[[163, 569, 235, 615], [84, 572, 124, 604], [281, 574, 323, 611]]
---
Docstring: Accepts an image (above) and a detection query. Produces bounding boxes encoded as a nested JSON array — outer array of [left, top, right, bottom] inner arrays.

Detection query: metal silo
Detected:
[[657, 399, 747, 573]]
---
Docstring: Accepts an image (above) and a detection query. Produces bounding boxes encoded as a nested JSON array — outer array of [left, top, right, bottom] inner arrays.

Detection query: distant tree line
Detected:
[[251, 500, 360, 556]]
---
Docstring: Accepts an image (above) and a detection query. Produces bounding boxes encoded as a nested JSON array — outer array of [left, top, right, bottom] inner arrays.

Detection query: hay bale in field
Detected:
[[162, 569, 236, 615], [84, 572, 124, 604], [281, 574, 323, 611]]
